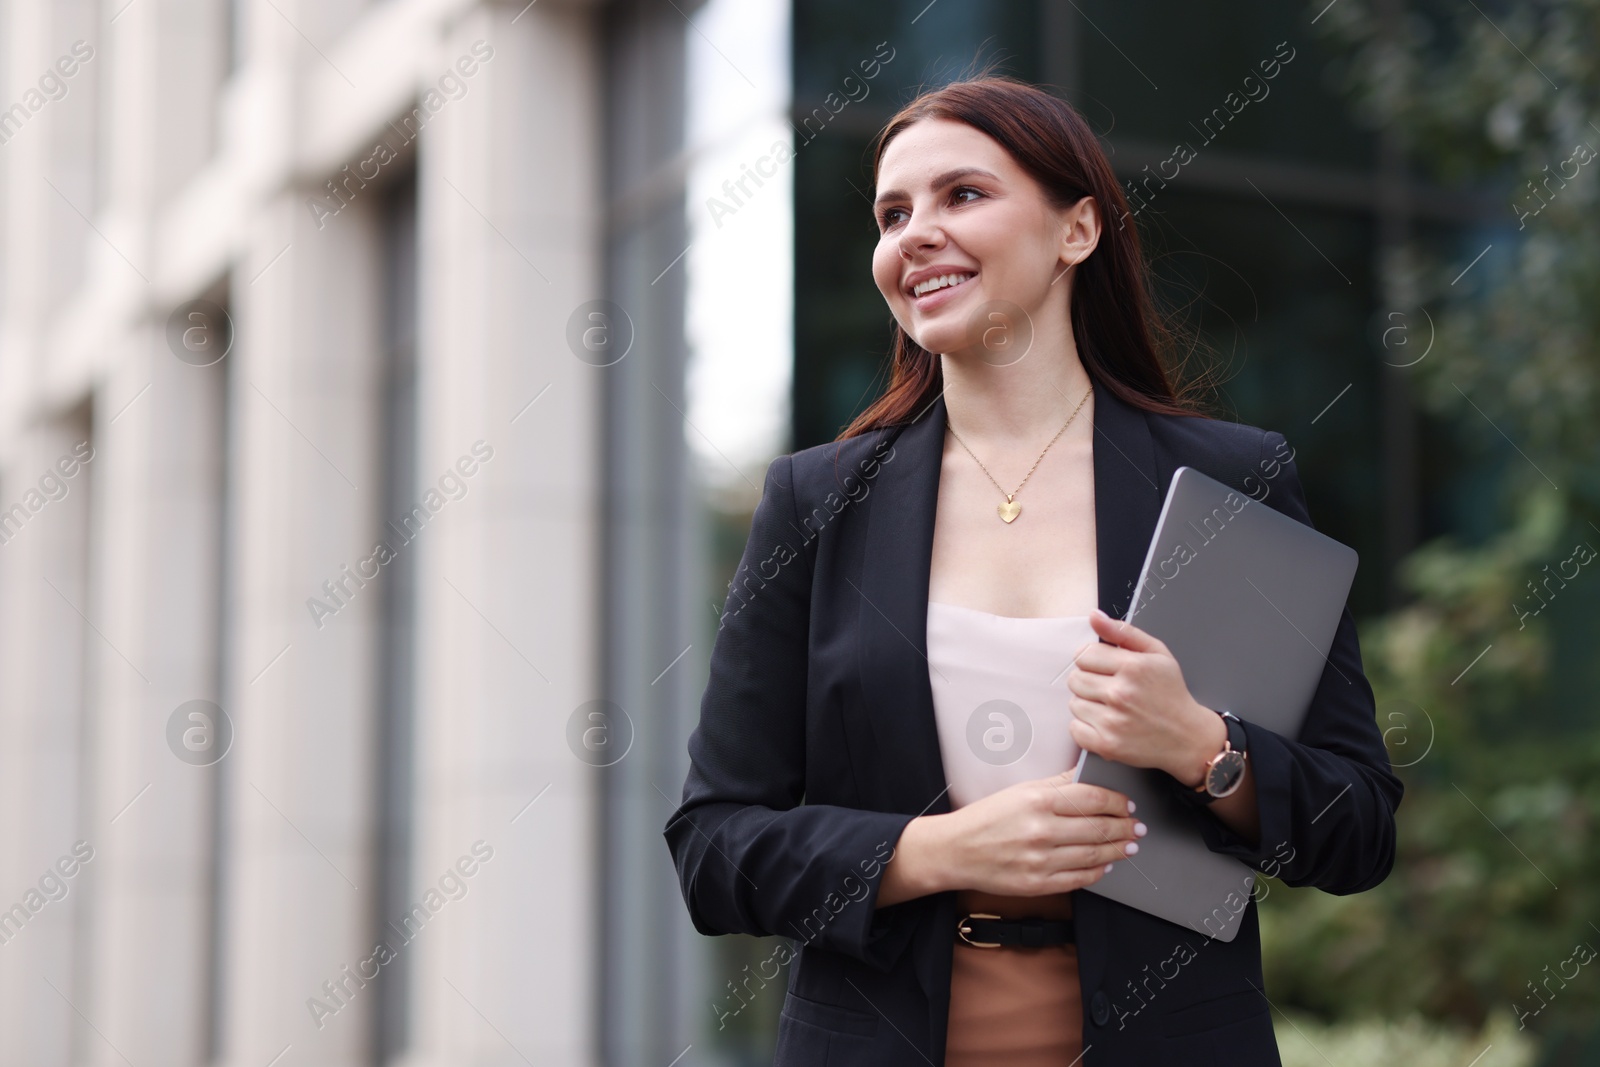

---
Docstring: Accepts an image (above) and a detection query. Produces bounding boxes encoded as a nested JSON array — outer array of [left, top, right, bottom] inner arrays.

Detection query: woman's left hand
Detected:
[[1064, 608, 1222, 785]]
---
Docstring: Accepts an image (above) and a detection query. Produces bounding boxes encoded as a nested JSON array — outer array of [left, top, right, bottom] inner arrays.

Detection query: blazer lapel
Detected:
[[1089, 376, 1167, 620], [852, 392, 951, 816], [1068, 375, 1164, 1043]]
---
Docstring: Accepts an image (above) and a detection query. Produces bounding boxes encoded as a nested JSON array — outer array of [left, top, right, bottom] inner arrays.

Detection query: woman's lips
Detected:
[[908, 272, 977, 312]]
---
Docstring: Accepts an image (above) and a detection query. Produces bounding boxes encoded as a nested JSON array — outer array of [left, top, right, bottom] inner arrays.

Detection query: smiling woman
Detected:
[[665, 75, 1401, 1067], [849, 76, 1208, 442]]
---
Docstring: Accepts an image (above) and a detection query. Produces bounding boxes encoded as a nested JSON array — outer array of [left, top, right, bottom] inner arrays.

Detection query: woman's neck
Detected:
[[938, 327, 1094, 448]]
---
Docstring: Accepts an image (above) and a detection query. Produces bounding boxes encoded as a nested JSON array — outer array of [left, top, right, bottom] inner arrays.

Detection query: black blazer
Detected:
[[664, 375, 1403, 1066]]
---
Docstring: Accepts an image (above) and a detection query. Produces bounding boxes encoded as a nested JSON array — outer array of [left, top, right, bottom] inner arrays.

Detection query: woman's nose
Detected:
[[898, 210, 944, 257]]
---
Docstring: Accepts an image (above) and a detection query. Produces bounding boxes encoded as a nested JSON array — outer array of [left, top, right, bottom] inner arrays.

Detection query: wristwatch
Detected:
[[1190, 709, 1248, 803]]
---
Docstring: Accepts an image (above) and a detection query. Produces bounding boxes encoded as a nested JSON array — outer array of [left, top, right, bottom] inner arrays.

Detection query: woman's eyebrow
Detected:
[[873, 166, 1001, 209]]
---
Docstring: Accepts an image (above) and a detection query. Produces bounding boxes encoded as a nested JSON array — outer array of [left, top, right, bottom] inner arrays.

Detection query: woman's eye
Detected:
[[878, 188, 981, 230]]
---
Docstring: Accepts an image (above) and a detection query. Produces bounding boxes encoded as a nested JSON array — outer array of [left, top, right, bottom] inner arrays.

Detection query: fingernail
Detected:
[[1124, 842, 1139, 855], [1104, 863, 1115, 873], [1127, 800, 1136, 814], [1134, 821, 1148, 837]]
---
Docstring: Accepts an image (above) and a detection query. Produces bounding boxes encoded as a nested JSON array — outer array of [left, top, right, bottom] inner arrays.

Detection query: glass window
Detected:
[[373, 169, 419, 1064]]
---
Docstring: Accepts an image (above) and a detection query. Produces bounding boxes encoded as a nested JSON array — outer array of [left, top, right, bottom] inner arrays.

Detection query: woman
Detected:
[[664, 77, 1402, 1066]]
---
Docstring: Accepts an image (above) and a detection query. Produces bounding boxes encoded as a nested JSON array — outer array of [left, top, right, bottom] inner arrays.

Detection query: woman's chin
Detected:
[[905, 291, 1020, 358], [908, 326, 966, 357]]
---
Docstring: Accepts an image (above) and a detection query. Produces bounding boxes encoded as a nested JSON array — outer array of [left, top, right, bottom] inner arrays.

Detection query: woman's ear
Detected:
[[1058, 195, 1102, 271]]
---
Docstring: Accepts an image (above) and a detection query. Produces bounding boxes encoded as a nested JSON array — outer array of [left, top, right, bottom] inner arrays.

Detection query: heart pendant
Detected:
[[997, 499, 1021, 523]]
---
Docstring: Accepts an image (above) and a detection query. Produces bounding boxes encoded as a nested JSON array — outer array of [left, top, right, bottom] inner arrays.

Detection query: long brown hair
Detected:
[[837, 76, 1213, 440]]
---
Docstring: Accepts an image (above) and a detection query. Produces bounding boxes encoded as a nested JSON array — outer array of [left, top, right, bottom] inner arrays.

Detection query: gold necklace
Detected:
[[946, 384, 1093, 524]]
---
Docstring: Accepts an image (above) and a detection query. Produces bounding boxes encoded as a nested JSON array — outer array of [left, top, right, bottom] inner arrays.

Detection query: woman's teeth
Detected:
[[912, 272, 975, 297]]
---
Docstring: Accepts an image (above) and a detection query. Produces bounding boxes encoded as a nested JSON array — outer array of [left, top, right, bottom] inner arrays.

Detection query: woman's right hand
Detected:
[[942, 771, 1147, 897], [876, 771, 1152, 908]]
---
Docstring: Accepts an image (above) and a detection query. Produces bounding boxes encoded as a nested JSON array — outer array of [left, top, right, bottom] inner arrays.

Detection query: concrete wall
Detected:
[[0, 1, 605, 1064]]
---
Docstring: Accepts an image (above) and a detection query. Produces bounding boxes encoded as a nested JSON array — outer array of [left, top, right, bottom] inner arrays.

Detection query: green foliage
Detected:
[[1250, 1, 1600, 1050], [1318, 0, 1600, 503], [1275, 1008, 1537, 1067]]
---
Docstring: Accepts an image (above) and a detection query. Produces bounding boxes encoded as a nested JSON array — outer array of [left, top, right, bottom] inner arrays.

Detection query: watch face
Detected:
[[1206, 752, 1246, 797]]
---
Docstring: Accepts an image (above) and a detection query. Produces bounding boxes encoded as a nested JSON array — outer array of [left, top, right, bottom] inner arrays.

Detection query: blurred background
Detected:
[[0, 0, 1595, 1064]]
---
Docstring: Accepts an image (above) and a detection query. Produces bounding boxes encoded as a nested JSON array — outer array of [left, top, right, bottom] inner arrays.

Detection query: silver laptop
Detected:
[[1071, 465, 1358, 940]]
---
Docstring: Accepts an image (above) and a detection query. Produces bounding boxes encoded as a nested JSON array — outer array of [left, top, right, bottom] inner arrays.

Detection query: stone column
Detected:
[[400, 4, 604, 1065]]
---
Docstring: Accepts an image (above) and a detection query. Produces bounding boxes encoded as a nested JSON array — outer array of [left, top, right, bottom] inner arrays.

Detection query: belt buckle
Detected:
[[956, 912, 1003, 948]]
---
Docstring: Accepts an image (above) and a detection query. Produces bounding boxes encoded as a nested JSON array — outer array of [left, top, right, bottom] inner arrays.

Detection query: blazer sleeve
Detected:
[[1165, 430, 1405, 894], [663, 454, 920, 970]]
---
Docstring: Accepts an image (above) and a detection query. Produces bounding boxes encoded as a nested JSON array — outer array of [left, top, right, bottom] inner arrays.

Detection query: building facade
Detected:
[[0, 1, 621, 1064]]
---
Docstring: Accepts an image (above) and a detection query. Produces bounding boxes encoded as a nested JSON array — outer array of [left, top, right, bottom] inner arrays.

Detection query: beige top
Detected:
[[927, 600, 1094, 1065], [926, 599, 1093, 806]]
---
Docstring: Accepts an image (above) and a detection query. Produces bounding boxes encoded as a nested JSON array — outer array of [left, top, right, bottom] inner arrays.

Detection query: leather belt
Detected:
[[956, 911, 1075, 948]]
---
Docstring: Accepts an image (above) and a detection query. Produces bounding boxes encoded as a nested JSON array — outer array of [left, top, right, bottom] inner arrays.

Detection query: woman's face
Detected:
[[871, 117, 1096, 358]]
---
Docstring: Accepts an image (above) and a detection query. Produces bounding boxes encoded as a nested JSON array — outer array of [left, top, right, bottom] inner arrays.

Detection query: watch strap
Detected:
[[1181, 709, 1247, 805], [1220, 710, 1248, 757]]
